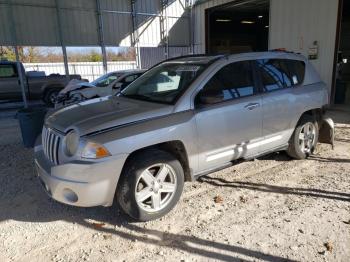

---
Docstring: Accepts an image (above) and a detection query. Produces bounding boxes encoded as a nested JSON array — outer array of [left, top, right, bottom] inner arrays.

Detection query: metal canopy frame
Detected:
[[0, 0, 193, 107]]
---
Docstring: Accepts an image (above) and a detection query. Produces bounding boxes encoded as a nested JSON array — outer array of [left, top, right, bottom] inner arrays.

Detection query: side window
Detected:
[[0, 65, 17, 78], [124, 74, 138, 83], [278, 60, 293, 87], [286, 60, 306, 85], [257, 59, 285, 92], [257, 59, 306, 92], [95, 74, 118, 87], [198, 61, 255, 104]]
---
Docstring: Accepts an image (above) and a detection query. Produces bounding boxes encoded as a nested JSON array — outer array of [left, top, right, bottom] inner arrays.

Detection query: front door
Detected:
[[194, 60, 263, 172]]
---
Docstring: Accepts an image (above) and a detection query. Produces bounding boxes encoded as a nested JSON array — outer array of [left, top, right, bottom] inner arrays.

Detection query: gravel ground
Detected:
[[0, 108, 349, 262]]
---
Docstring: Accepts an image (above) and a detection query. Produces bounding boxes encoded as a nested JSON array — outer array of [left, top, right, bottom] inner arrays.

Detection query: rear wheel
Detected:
[[287, 116, 319, 159], [117, 149, 184, 221]]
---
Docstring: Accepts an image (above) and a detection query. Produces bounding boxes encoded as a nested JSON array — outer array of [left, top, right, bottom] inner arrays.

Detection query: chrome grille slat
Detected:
[[48, 132, 53, 161], [52, 136, 59, 165], [44, 128, 48, 157], [45, 127, 50, 157], [42, 126, 60, 166], [42, 127, 47, 156]]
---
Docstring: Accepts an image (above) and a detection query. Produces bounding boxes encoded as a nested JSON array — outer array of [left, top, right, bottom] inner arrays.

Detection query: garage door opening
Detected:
[[205, 0, 270, 54], [334, 0, 350, 104]]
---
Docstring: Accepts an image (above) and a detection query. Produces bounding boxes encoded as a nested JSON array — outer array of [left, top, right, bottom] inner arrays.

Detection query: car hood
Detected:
[[45, 96, 174, 136], [59, 79, 95, 95]]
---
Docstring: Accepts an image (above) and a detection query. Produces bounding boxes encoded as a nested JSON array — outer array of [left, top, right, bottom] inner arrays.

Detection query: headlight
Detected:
[[82, 142, 111, 159], [64, 130, 80, 156]]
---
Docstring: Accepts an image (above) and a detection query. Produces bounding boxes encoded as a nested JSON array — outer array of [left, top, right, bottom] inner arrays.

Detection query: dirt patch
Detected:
[[0, 110, 349, 262]]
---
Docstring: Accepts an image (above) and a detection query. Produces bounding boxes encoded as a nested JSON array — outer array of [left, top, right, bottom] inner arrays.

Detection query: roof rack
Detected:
[[148, 53, 227, 69], [270, 48, 295, 53], [163, 53, 225, 62]]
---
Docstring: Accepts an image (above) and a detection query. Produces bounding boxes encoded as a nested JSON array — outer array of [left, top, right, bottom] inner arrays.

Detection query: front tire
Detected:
[[287, 115, 319, 159], [44, 88, 60, 107], [117, 149, 184, 221]]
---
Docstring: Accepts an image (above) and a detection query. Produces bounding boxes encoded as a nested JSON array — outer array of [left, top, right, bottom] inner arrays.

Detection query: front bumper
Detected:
[[34, 146, 128, 207]]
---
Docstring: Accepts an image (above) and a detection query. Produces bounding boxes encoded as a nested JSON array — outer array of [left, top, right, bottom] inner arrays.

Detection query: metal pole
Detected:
[[7, 0, 28, 108], [160, 0, 169, 59], [190, 0, 195, 54], [165, 0, 169, 59], [96, 0, 107, 73], [14, 46, 28, 108], [131, 0, 141, 69], [55, 0, 69, 78], [62, 46, 69, 78]]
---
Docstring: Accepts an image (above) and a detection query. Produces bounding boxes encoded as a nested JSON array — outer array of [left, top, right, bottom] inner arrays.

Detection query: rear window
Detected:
[[0, 64, 17, 78], [257, 59, 305, 93]]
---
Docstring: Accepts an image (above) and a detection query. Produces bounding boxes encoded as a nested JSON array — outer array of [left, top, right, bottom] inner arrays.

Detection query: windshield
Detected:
[[91, 73, 122, 87], [120, 63, 205, 104]]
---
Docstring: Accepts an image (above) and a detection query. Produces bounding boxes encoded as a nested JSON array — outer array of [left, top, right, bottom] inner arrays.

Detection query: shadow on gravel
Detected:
[[335, 137, 350, 143], [80, 219, 297, 262], [198, 176, 350, 202], [308, 156, 350, 163], [0, 145, 295, 262]]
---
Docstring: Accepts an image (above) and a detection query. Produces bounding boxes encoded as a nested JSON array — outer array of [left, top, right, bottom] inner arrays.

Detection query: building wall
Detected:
[[193, 0, 339, 94], [270, 0, 339, 94]]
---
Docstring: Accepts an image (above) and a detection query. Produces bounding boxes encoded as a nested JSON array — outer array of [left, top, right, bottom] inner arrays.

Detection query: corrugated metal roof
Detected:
[[0, 0, 191, 47]]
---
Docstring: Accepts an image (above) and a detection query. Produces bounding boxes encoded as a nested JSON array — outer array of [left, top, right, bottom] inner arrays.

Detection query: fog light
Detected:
[[62, 188, 78, 203]]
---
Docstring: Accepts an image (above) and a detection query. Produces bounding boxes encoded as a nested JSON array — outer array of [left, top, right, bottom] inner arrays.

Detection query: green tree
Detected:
[[0, 46, 15, 61]]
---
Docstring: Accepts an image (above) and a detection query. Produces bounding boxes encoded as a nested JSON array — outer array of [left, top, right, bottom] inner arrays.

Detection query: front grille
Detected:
[[42, 126, 60, 165]]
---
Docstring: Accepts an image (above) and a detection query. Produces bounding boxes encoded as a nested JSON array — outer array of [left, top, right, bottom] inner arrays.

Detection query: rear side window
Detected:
[[257, 59, 305, 92], [285, 60, 305, 86], [0, 64, 17, 78], [200, 61, 256, 102]]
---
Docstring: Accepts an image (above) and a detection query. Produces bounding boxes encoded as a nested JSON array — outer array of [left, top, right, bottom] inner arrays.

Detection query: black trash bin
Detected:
[[17, 107, 47, 148]]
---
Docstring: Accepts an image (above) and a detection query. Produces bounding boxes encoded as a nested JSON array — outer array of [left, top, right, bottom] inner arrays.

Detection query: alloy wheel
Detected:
[[298, 122, 316, 154], [135, 163, 177, 212]]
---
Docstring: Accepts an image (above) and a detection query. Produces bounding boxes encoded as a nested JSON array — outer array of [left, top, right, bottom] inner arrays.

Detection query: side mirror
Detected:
[[198, 90, 224, 105], [113, 82, 123, 89]]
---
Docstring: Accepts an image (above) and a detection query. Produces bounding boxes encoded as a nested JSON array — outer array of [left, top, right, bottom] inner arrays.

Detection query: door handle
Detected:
[[244, 103, 260, 110]]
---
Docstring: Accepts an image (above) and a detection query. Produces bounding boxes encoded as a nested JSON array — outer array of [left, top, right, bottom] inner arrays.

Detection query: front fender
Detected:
[[319, 118, 335, 149]]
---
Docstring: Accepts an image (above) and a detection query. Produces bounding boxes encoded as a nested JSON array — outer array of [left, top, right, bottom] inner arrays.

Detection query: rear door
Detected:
[[256, 59, 305, 153], [194, 60, 263, 172], [0, 63, 21, 99]]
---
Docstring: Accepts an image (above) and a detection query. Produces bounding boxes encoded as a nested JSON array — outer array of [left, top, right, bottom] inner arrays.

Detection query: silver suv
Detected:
[[35, 52, 334, 221]]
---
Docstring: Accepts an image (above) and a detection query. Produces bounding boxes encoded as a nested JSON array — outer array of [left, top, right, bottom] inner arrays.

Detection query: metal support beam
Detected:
[[7, 0, 28, 108], [55, 0, 69, 78], [190, 0, 195, 54], [96, 0, 107, 73], [131, 0, 141, 69], [160, 0, 169, 59], [14, 47, 28, 108]]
